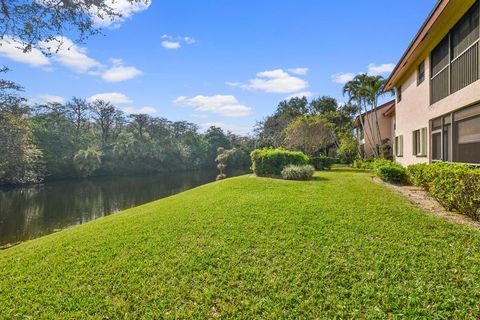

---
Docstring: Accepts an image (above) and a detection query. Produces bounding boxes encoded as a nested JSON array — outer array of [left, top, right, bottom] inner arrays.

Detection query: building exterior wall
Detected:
[[395, 54, 480, 166], [393, 1, 480, 166], [357, 107, 394, 158]]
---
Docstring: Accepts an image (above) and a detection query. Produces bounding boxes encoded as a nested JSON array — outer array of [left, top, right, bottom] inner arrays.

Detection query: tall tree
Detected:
[[66, 97, 90, 139], [90, 100, 117, 146], [283, 116, 336, 157]]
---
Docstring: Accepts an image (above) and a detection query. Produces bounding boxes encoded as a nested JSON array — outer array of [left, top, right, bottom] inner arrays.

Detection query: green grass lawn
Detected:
[[1, 169, 480, 318]]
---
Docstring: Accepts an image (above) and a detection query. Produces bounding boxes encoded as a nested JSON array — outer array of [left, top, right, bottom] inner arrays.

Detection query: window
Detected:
[[430, 1, 480, 103], [431, 35, 450, 104], [451, 1, 479, 60], [397, 85, 402, 102], [418, 61, 425, 85], [432, 131, 442, 161], [394, 135, 403, 157], [454, 115, 480, 163], [431, 104, 480, 164], [412, 128, 427, 156]]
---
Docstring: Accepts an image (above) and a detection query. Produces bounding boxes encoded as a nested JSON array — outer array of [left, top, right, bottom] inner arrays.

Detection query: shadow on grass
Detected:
[[311, 176, 329, 182]]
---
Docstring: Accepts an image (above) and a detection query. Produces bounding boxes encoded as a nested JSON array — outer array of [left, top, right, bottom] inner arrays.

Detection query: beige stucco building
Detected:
[[354, 100, 395, 159], [385, 0, 480, 166]]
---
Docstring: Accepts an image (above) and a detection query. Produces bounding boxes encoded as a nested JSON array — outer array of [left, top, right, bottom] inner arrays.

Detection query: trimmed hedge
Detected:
[[407, 162, 480, 220], [281, 165, 315, 181], [311, 156, 335, 171], [375, 164, 407, 184], [250, 148, 310, 177]]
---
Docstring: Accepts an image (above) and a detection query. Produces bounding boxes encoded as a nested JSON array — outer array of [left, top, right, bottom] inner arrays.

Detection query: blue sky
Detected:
[[0, 0, 437, 135]]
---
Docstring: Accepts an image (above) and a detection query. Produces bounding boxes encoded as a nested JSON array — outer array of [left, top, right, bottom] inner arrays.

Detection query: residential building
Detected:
[[385, 0, 480, 166], [354, 100, 395, 159]]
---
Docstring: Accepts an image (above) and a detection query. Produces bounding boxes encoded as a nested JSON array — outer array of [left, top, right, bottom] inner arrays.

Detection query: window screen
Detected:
[[431, 36, 450, 76], [451, 2, 479, 59], [418, 61, 425, 84], [432, 132, 442, 161], [455, 116, 480, 163]]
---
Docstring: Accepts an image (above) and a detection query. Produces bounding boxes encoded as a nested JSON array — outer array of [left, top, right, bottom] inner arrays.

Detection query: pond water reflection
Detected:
[[0, 170, 245, 247]]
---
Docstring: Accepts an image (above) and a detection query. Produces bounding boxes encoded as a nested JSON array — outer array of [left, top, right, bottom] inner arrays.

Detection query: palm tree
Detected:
[[343, 75, 378, 158], [365, 75, 394, 157]]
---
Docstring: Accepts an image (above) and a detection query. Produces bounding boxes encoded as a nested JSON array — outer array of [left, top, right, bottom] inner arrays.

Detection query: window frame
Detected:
[[430, 103, 480, 165], [412, 128, 428, 157], [417, 61, 426, 85], [430, 0, 480, 104], [394, 135, 404, 157]]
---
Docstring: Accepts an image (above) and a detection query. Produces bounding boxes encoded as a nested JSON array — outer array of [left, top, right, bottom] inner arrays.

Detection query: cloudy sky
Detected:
[[1, 0, 436, 135]]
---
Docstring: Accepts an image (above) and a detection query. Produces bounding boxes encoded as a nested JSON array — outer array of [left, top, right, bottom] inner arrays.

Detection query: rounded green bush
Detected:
[[281, 165, 315, 181], [250, 148, 310, 177], [375, 164, 407, 184]]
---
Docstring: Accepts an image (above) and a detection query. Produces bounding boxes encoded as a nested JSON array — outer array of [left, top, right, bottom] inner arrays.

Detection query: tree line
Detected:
[[0, 72, 253, 186]]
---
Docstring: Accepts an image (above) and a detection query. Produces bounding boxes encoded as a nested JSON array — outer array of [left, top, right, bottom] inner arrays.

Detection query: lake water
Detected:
[[0, 170, 245, 247]]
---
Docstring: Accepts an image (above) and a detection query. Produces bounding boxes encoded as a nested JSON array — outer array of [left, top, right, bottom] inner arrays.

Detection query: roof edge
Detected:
[[384, 0, 447, 91]]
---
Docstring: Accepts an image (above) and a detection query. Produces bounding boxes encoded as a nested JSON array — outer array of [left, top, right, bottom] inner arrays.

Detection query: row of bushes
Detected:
[[353, 159, 408, 184], [408, 163, 480, 220], [359, 159, 480, 220], [250, 148, 334, 177]]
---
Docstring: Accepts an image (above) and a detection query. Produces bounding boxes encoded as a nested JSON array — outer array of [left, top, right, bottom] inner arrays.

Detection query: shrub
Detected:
[[375, 163, 407, 184], [311, 155, 335, 170], [352, 159, 373, 170], [73, 148, 102, 178], [372, 159, 396, 171], [281, 165, 315, 181], [407, 162, 480, 220], [250, 148, 310, 177]]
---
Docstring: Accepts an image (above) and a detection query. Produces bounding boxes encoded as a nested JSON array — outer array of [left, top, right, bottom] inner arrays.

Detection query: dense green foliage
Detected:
[[281, 164, 315, 180], [375, 163, 407, 184], [407, 163, 480, 220], [337, 132, 358, 164], [255, 96, 358, 155], [0, 97, 254, 185], [311, 155, 335, 171], [2, 169, 480, 318], [250, 148, 310, 176]]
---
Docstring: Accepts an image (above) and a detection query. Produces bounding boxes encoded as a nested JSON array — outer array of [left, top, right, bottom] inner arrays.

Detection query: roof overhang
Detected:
[[385, 0, 477, 91]]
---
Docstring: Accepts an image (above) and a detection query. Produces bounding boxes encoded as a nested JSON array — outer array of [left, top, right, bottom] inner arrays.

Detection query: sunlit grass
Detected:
[[1, 168, 480, 318]]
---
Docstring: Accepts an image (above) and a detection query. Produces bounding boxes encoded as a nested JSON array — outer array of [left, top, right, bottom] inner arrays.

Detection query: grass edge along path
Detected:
[[1, 168, 480, 318]]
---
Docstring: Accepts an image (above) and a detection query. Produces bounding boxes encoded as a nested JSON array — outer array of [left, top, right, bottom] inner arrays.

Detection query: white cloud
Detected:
[[174, 95, 253, 118], [121, 106, 157, 115], [162, 41, 181, 49], [256, 69, 290, 78], [286, 91, 314, 100], [184, 36, 196, 44], [0, 36, 141, 84], [331, 72, 356, 84], [87, 92, 133, 104], [101, 59, 142, 82], [331, 63, 396, 84], [288, 68, 308, 75], [199, 122, 253, 136], [368, 63, 396, 76], [161, 35, 197, 49], [29, 94, 65, 105], [0, 36, 50, 67], [43, 36, 103, 74], [228, 69, 308, 94], [92, 0, 152, 27], [173, 96, 188, 104]]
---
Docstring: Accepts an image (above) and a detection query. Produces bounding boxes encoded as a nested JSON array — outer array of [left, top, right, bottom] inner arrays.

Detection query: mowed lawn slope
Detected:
[[1, 169, 480, 318]]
